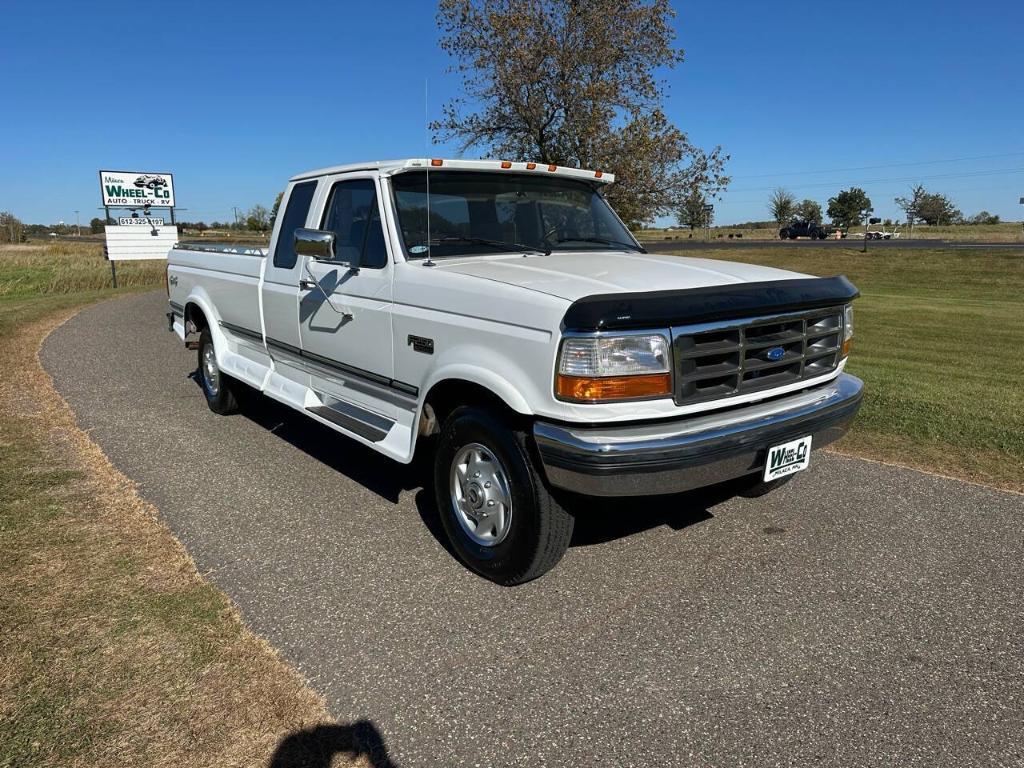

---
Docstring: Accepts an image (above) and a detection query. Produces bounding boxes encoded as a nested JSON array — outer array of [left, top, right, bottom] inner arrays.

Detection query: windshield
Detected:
[[390, 170, 640, 259]]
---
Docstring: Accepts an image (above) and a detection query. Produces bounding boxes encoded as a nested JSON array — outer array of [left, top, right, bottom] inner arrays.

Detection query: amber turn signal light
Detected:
[[841, 338, 852, 357], [556, 373, 672, 402]]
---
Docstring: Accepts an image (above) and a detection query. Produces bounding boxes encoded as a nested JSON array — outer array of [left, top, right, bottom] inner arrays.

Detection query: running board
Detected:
[[307, 398, 394, 443]]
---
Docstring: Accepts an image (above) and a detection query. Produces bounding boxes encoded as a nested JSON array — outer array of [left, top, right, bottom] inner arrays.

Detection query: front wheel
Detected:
[[433, 406, 574, 585]]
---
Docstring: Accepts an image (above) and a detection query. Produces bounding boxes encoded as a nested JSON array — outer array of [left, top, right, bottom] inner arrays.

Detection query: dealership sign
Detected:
[[99, 170, 175, 208]]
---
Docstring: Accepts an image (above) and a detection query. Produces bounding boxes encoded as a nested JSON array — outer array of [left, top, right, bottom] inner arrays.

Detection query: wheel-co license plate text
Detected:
[[764, 435, 812, 481]]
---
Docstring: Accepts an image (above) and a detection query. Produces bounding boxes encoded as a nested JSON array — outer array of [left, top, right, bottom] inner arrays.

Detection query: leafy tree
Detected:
[[894, 184, 926, 238], [827, 187, 873, 230], [0, 211, 24, 243], [432, 0, 729, 228], [768, 188, 796, 226], [968, 211, 1000, 225], [245, 204, 270, 232], [89, 217, 105, 234], [916, 192, 960, 226], [269, 191, 283, 229], [795, 199, 822, 223], [677, 190, 712, 230]]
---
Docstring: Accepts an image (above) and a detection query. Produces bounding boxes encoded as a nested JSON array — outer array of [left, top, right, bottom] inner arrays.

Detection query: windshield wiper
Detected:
[[432, 235, 550, 256], [552, 236, 646, 253]]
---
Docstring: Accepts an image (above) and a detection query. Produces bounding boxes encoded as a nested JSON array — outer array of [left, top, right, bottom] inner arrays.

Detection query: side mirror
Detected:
[[294, 228, 336, 261], [868, 217, 882, 225]]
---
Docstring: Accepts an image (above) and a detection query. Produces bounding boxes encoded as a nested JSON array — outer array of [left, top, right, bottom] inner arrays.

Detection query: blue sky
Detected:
[[1, 0, 1021, 226]]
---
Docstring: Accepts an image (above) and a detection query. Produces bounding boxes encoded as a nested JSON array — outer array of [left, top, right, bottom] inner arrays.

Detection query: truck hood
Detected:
[[430, 251, 810, 301]]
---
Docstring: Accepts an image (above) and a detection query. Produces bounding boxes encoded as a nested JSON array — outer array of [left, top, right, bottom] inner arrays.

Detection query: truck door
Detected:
[[299, 174, 398, 420], [261, 179, 318, 400]]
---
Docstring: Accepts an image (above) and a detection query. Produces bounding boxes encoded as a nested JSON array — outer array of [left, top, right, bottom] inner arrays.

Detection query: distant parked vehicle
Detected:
[[779, 220, 834, 240], [865, 228, 901, 240]]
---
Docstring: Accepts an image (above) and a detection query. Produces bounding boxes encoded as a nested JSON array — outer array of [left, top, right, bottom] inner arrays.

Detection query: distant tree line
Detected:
[[762, 184, 1000, 235]]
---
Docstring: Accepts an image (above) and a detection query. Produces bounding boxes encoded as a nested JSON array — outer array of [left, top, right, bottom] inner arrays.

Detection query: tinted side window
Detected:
[[322, 179, 388, 269], [272, 181, 317, 269]]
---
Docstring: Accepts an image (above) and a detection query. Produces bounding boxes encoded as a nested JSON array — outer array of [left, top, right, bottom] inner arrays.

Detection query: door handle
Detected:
[[299, 279, 317, 290]]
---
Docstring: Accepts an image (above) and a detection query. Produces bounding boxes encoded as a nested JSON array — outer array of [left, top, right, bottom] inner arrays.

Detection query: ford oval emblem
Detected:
[[766, 346, 785, 361]]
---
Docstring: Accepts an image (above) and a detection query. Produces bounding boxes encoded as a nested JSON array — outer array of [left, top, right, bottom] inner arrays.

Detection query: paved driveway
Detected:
[[42, 292, 1024, 767]]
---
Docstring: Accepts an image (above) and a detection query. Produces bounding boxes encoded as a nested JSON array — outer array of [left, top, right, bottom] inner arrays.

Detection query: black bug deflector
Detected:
[[561, 275, 859, 331]]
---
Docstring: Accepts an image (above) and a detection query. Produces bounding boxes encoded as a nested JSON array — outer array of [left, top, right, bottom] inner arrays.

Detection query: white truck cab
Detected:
[[167, 158, 862, 584]]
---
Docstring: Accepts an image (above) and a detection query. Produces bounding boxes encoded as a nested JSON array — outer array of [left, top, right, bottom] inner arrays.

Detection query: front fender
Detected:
[[420, 361, 534, 416]]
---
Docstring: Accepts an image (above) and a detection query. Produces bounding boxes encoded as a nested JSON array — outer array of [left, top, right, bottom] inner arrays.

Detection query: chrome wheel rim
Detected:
[[201, 342, 220, 397], [449, 442, 513, 547]]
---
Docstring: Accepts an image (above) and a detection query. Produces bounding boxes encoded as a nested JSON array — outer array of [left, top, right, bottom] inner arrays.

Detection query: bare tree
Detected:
[[768, 189, 796, 226], [0, 211, 24, 244], [894, 184, 926, 239], [433, 0, 729, 228]]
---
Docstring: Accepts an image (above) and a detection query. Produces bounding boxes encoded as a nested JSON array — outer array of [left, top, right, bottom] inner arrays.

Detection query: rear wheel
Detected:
[[198, 328, 239, 415], [779, 229, 789, 240], [433, 406, 574, 585]]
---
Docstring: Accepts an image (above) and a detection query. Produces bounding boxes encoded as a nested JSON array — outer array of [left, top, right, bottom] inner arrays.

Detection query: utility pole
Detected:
[[74, 210, 80, 236], [232, 206, 241, 229]]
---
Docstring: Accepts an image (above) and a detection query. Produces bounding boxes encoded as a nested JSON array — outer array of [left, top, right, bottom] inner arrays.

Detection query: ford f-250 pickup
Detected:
[[166, 158, 862, 585]]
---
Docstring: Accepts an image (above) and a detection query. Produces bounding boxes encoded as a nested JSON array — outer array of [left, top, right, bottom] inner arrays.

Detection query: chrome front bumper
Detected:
[[533, 373, 863, 497]]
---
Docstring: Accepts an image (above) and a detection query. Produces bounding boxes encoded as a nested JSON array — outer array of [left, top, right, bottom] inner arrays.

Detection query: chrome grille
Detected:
[[672, 307, 844, 405]]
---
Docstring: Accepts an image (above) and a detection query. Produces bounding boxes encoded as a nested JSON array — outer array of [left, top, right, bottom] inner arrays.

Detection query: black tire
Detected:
[[731, 474, 793, 498], [433, 406, 574, 585], [197, 328, 239, 415], [779, 229, 789, 240]]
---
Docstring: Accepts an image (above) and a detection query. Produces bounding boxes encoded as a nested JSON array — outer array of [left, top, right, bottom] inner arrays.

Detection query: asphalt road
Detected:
[[643, 237, 1024, 252], [43, 292, 1024, 767]]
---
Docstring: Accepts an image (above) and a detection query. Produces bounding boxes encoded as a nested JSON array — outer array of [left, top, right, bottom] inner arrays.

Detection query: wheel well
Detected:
[[419, 379, 523, 438], [184, 302, 209, 333]]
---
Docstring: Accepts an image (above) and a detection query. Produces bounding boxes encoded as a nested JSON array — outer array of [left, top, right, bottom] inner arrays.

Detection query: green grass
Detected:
[[664, 246, 1024, 490]]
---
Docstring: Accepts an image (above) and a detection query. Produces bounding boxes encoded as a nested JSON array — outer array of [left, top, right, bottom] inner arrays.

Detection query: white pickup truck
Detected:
[[167, 158, 862, 584]]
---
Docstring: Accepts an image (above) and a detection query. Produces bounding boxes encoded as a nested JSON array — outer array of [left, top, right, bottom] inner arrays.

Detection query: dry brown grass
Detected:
[[0, 243, 167, 296], [0, 298, 377, 767]]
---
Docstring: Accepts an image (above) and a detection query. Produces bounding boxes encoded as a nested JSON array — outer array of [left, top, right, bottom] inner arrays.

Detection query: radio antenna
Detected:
[[423, 78, 435, 267]]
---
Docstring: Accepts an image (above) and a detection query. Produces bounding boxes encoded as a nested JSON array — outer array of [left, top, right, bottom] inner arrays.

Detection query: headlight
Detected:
[[842, 304, 853, 357], [556, 333, 672, 402]]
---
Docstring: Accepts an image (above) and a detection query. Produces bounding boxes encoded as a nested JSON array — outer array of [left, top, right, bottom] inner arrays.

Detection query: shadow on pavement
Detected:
[[217, 381, 426, 503], [269, 721, 399, 768], [214, 379, 731, 551]]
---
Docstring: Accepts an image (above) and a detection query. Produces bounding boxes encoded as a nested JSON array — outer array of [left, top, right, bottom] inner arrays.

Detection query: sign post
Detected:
[[98, 170, 178, 287]]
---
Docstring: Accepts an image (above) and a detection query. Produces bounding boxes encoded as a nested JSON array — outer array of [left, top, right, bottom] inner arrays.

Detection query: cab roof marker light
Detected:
[[526, 162, 537, 170], [548, 164, 558, 172], [500, 161, 512, 169], [430, 158, 443, 167]]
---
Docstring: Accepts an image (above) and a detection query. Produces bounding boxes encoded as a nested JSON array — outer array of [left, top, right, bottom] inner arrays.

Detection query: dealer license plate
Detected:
[[763, 435, 812, 482]]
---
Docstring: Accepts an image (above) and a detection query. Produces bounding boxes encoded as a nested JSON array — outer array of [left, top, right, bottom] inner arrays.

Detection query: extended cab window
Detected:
[[322, 179, 388, 269], [272, 181, 317, 269]]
